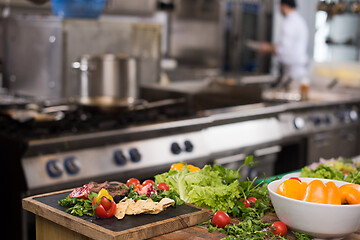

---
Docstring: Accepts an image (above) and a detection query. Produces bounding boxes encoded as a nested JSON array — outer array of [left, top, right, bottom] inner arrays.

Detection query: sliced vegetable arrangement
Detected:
[[278, 178, 360, 205], [156, 158, 314, 240], [58, 179, 183, 220], [57, 157, 321, 239]]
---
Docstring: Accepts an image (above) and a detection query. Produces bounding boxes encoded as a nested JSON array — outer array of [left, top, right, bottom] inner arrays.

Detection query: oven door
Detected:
[[213, 145, 281, 180]]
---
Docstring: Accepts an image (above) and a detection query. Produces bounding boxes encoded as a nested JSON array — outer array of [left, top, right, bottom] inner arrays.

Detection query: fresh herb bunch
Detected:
[[204, 218, 284, 240], [232, 178, 274, 219], [58, 192, 97, 217], [204, 218, 314, 240], [127, 184, 184, 206]]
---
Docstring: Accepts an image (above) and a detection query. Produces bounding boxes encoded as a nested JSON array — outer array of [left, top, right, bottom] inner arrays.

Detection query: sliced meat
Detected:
[[87, 181, 129, 202], [105, 183, 130, 203], [89, 181, 110, 193]]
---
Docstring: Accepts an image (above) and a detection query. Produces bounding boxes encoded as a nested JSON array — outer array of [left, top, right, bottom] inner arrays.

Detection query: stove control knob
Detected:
[[323, 115, 332, 125], [312, 116, 321, 126], [129, 148, 141, 162], [64, 156, 81, 175], [293, 117, 305, 129], [46, 159, 63, 178], [114, 150, 127, 166], [170, 142, 182, 155], [184, 140, 194, 152], [349, 110, 358, 122]]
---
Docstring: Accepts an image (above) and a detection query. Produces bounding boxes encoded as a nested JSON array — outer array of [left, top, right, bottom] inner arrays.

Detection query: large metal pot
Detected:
[[73, 54, 139, 108]]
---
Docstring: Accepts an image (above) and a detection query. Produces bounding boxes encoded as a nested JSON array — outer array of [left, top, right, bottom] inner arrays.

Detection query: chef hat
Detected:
[[280, 0, 296, 8]]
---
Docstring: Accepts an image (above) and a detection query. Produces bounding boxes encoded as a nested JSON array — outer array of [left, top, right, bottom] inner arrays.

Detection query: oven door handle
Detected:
[[214, 153, 246, 165], [254, 145, 282, 157]]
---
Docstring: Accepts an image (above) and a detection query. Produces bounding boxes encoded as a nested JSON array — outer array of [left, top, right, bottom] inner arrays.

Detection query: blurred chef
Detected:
[[259, 0, 309, 90]]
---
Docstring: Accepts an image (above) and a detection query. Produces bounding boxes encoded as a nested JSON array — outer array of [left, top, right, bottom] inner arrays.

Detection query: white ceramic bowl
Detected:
[[268, 178, 360, 239]]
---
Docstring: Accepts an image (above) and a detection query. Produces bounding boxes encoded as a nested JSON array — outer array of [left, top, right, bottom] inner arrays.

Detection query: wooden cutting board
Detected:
[[22, 189, 212, 240]]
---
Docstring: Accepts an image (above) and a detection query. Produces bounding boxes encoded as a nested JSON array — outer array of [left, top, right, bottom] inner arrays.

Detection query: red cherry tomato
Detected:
[[92, 197, 116, 218], [289, 177, 301, 182], [126, 178, 140, 187], [239, 198, 251, 208], [247, 197, 257, 205], [212, 211, 231, 228], [142, 179, 155, 186], [270, 221, 287, 237], [157, 182, 170, 191]]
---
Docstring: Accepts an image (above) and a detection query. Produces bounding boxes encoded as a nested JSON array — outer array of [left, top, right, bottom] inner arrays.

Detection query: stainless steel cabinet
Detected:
[[307, 126, 358, 164]]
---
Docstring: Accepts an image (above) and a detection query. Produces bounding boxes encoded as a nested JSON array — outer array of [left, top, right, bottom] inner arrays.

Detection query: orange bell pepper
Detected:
[[339, 184, 360, 205], [325, 182, 341, 205], [277, 179, 345, 205], [277, 179, 308, 200], [303, 180, 328, 204]]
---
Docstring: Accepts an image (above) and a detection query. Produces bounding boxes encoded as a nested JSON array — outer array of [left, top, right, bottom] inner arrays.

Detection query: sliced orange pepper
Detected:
[[326, 182, 341, 205], [339, 184, 360, 205], [170, 162, 184, 171], [303, 180, 328, 204], [171, 162, 200, 172], [187, 164, 200, 172], [277, 179, 308, 200]]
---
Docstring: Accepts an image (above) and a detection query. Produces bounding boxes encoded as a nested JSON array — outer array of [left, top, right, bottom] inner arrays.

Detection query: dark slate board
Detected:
[[35, 191, 202, 232]]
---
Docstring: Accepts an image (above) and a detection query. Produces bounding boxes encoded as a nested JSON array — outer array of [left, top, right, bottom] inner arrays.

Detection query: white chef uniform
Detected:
[[276, 11, 309, 88]]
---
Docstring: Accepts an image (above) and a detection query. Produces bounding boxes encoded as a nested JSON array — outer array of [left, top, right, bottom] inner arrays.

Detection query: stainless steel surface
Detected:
[[204, 117, 282, 154], [4, 16, 63, 98], [214, 153, 246, 165], [219, 0, 273, 75], [142, 79, 265, 110], [167, 0, 220, 68], [105, 0, 157, 16], [4, 15, 161, 100], [73, 54, 139, 105], [277, 102, 360, 164], [21, 111, 289, 190], [22, 130, 210, 190]]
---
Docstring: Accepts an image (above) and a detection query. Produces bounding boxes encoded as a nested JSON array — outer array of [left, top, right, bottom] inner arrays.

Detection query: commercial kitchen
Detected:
[[3, 0, 360, 239]]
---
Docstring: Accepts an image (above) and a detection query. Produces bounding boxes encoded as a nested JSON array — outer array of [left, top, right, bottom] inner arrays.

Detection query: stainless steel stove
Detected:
[[4, 90, 360, 240]]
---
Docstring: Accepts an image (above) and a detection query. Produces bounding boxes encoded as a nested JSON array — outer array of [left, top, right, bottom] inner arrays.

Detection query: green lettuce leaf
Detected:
[[155, 164, 241, 213]]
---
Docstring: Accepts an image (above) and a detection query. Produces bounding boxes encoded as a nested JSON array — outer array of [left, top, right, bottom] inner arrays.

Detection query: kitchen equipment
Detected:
[[268, 178, 360, 239], [5, 85, 360, 240], [73, 54, 140, 109], [4, 15, 161, 100], [219, 0, 273, 75], [23, 190, 212, 240]]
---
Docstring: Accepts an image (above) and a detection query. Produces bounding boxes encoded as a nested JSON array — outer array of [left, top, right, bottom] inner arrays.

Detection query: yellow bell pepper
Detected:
[[96, 188, 113, 202]]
